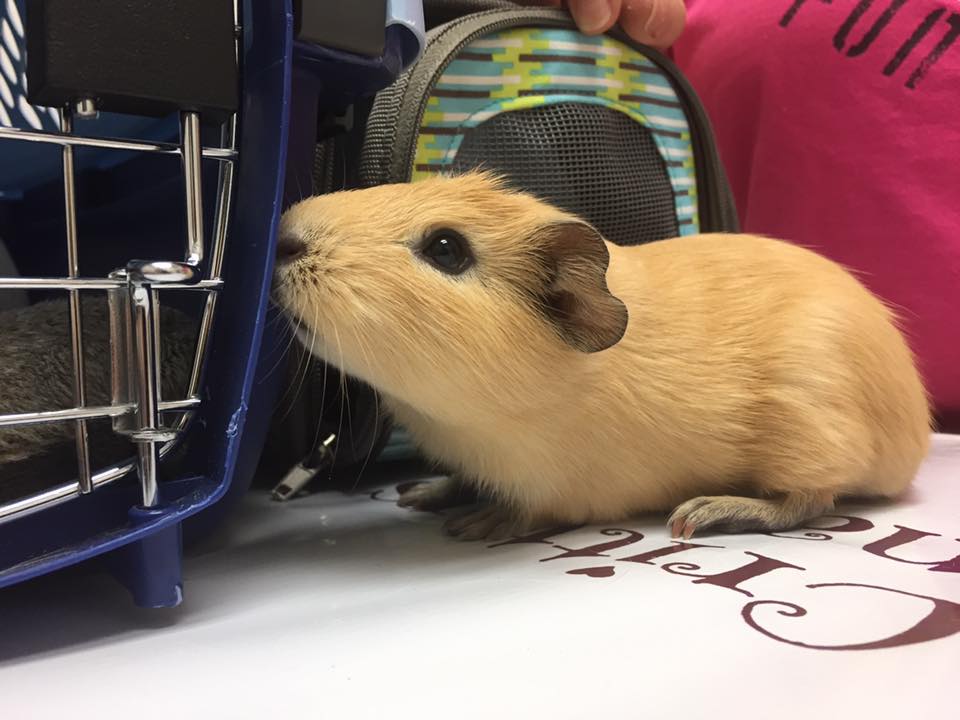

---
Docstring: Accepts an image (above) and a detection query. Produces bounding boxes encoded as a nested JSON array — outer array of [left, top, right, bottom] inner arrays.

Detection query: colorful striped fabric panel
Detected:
[[412, 27, 699, 234]]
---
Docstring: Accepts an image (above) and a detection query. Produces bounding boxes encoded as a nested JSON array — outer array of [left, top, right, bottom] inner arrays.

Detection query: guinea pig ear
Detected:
[[537, 221, 628, 353]]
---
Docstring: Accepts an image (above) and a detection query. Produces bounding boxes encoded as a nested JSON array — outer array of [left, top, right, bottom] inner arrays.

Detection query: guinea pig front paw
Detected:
[[442, 504, 526, 542], [397, 475, 477, 512]]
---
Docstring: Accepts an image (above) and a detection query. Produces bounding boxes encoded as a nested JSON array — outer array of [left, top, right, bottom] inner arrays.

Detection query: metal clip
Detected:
[[271, 433, 337, 502]]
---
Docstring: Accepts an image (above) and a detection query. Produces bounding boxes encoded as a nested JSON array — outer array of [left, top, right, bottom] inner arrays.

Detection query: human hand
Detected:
[[522, 0, 686, 49]]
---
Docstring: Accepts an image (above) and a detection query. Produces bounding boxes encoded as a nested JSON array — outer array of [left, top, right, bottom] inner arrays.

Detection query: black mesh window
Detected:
[[450, 102, 680, 246]]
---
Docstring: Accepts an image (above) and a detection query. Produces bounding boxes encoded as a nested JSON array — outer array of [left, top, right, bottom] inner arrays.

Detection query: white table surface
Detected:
[[2, 435, 959, 720]]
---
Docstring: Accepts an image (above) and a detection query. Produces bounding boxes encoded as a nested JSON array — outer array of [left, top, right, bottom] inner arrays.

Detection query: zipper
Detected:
[[393, 8, 738, 233]]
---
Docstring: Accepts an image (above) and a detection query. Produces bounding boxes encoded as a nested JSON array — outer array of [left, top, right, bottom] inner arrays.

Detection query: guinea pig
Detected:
[[0, 297, 195, 500], [273, 171, 931, 541]]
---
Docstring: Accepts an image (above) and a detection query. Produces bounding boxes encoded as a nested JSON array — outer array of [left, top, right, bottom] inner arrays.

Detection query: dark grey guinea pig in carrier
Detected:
[[0, 298, 196, 503], [265, 0, 738, 495]]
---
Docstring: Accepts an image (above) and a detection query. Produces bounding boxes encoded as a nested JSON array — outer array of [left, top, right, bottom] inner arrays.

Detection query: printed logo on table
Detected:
[[373, 484, 960, 652]]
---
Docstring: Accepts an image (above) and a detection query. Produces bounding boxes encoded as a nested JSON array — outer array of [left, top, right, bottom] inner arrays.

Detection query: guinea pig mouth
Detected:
[[269, 261, 308, 309]]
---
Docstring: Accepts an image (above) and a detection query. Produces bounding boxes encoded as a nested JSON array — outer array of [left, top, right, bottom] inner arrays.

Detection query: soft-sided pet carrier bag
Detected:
[[265, 0, 739, 495]]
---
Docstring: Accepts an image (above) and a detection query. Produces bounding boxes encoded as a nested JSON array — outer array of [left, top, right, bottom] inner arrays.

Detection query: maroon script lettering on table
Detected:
[[368, 486, 960, 651], [558, 539, 723, 579], [618, 540, 723, 565], [742, 583, 960, 650], [862, 524, 960, 572], [661, 551, 806, 598], [541, 529, 645, 561]]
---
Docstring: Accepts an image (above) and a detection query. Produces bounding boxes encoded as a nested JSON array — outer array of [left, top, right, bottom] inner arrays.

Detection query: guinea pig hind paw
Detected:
[[667, 493, 830, 538], [667, 497, 713, 538]]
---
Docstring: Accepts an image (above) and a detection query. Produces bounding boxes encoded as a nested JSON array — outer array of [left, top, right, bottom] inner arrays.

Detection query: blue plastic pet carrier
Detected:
[[0, 0, 424, 607]]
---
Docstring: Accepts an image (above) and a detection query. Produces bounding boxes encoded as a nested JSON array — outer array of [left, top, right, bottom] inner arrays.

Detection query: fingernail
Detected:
[[643, 0, 668, 41], [570, 0, 616, 34]]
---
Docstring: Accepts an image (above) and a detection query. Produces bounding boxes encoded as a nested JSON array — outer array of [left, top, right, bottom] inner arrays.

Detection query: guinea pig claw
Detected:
[[681, 521, 697, 540], [669, 517, 685, 539]]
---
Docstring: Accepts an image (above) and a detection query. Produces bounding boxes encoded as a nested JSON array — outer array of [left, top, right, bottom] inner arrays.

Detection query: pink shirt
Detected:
[[671, 0, 960, 430]]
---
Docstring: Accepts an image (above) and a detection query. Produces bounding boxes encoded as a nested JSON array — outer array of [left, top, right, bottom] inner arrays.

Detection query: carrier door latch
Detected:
[[108, 261, 198, 507]]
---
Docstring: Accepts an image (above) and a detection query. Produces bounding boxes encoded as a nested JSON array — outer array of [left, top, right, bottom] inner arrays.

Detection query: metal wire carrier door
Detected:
[[0, 109, 237, 523]]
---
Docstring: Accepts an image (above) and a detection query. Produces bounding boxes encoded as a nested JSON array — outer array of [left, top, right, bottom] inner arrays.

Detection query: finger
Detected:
[[567, 0, 623, 35], [618, 0, 686, 49]]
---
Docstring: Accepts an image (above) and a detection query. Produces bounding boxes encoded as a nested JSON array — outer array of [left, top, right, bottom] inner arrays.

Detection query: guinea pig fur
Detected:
[[0, 298, 195, 501], [273, 171, 931, 541]]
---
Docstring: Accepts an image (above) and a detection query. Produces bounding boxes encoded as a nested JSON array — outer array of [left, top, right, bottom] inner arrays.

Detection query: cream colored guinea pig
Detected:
[[274, 171, 930, 541]]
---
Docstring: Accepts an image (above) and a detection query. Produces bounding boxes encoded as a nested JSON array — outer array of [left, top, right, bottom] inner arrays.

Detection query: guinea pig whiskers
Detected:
[[270, 309, 304, 393], [275, 311, 315, 423], [347, 324, 382, 491], [293, 173, 307, 204], [331, 323, 351, 472], [277, 308, 307, 361], [259, 312, 303, 383], [300, 303, 337, 484]]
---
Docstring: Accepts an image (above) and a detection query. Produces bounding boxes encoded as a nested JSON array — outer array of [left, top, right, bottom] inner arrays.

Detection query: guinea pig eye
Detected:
[[418, 229, 474, 275]]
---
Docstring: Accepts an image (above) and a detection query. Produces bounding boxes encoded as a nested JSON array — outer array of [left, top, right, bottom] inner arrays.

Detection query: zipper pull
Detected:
[[271, 433, 337, 502]]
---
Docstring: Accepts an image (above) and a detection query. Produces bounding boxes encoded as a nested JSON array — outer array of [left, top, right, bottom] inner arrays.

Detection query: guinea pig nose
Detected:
[[275, 233, 307, 265]]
